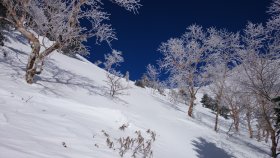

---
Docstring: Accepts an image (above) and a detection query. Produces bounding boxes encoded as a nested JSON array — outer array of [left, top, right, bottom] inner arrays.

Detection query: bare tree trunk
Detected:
[[16, 27, 41, 84], [214, 92, 223, 132], [260, 100, 278, 158], [257, 126, 261, 142], [3, 1, 42, 84], [187, 93, 196, 117], [25, 41, 40, 84], [213, 69, 226, 132], [246, 111, 253, 138], [265, 130, 269, 143], [271, 129, 277, 158], [25, 41, 59, 83], [231, 107, 239, 132], [214, 104, 220, 132], [234, 115, 239, 132]]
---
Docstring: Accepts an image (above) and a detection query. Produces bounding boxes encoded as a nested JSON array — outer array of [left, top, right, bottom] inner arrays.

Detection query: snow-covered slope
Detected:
[[0, 31, 270, 158]]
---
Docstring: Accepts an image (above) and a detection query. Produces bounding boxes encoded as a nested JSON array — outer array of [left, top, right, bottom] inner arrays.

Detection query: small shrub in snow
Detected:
[[62, 142, 67, 148], [106, 137, 114, 149], [104, 50, 129, 97], [101, 127, 156, 158], [105, 72, 129, 97], [119, 123, 129, 131]]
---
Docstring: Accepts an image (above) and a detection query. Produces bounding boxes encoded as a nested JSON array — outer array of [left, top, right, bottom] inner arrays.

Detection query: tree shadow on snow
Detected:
[[0, 48, 27, 79], [227, 134, 270, 156], [3, 31, 29, 46], [0, 42, 125, 101], [151, 96, 185, 113], [192, 137, 234, 158], [34, 58, 108, 97], [5, 46, 29, 55]]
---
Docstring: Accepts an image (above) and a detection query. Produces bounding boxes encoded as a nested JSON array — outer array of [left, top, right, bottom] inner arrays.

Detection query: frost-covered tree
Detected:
[[241, 94, 256, 139], [223, 80, 244, 132], [267, 0, 280, 58], [104, 50, 129, 97], [159, 25, 210, 117], [206, 28, 241, 131], [145, 64, 162, 93], [0, 0, 141, 84], [146, 64, 158, 86], [222, 68, 257, 136], [104, 50, 124, 71], [238, 21, 280, 157]]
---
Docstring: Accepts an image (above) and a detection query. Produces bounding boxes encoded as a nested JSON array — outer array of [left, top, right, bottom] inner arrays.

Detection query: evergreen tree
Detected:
[[201, 94, 210, 107], [201, 93, 216, 110], [220, 106, 230, 119], [135, 80, 145, 88], [135, 74, 149, 88]]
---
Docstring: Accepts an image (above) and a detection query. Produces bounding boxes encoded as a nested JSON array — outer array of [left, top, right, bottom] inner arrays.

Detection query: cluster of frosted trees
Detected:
[[150, 1, 280, 157], [0, 0, 141, 83]]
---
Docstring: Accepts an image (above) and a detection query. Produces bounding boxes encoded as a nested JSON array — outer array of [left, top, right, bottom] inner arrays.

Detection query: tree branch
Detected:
[[0, 16, 15, 25]]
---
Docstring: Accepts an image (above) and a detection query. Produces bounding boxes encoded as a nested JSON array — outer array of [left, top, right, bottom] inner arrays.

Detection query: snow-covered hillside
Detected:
[[0, 31, 270, 158]]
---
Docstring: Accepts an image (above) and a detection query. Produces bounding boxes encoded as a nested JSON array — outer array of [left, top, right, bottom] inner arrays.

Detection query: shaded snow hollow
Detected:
[[0, 31, 270, 158]]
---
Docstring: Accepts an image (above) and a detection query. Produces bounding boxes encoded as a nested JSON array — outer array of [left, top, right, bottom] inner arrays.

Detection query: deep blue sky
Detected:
[[86, 0, 271, 81]]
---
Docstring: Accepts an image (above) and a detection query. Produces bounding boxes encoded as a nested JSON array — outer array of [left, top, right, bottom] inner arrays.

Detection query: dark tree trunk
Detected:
[[214, 93, 223, 132], [233, 111, 239, 132], [188, 93, 196, 117], [271, 129, 277, 158], [25, 42, 60, 84], [25, 41, 40, 84], [234, 119, 239, 132], [16, 27, 41, 84], [246, 112, 253, 138], [214, 104, 220, 132]]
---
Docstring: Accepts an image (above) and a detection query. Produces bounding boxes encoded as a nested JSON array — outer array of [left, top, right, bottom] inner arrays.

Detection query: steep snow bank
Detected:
[[0, 31, 270, 158]]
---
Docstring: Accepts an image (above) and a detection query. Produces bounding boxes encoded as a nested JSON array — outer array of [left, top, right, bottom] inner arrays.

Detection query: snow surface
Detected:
[[0, 31, 271, 158]]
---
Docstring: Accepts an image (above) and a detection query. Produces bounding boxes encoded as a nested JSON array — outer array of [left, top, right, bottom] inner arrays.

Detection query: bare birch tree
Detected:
[[159, 25, 210, 117]]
